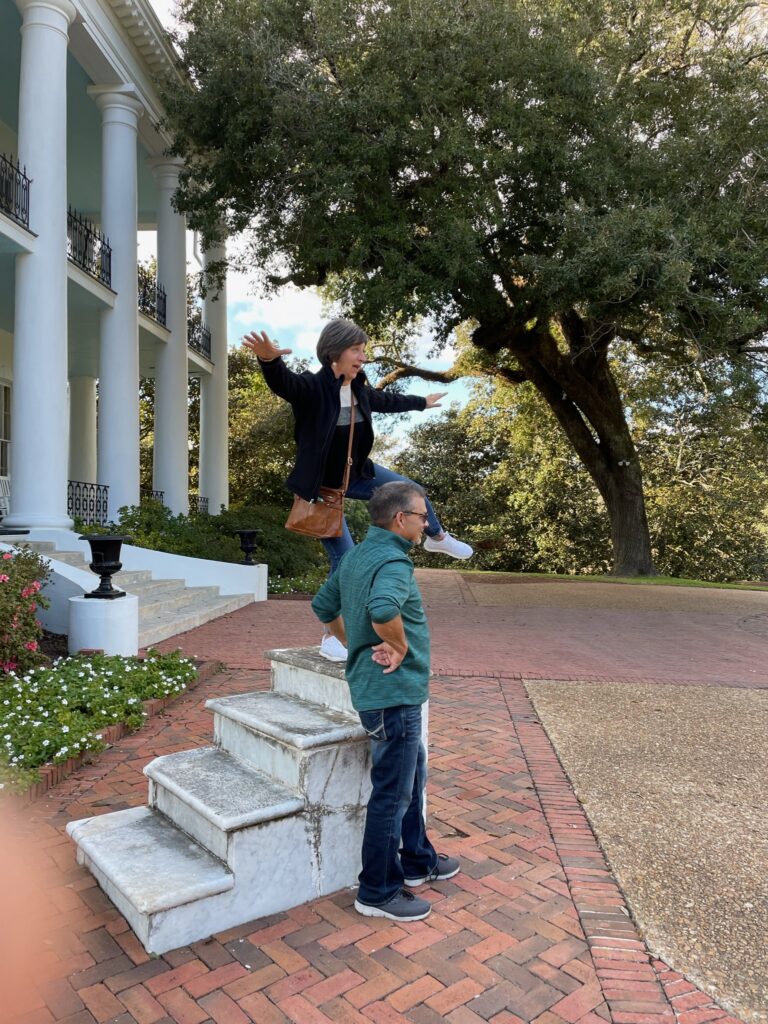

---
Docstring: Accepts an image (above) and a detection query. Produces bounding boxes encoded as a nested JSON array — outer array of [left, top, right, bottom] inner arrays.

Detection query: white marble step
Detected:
[[137, 584, 219, 623], [66, 806, 234, 951], [145, 747, 305, 860], [267, 646, 353, 714], [139, 591, 254, 648], [207, 691, 368, 804]]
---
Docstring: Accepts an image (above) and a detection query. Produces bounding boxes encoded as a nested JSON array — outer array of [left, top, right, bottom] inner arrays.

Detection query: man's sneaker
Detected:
[[354, 888, 431, 921], [404, 854, 461, 888], [319, 634, 347, 662], [423, 533, 473, 559]]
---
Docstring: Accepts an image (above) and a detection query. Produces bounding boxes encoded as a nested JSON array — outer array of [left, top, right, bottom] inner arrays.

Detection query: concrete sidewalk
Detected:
[[7, 571, 767, 1024]]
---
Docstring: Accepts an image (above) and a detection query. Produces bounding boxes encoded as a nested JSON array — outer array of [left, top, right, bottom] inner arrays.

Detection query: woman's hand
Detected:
[[425, 392, 448, 408], [243, 330, 293, 362]]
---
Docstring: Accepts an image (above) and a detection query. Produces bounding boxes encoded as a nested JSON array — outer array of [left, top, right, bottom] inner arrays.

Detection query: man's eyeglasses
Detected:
[[401, 510, 429, 523]]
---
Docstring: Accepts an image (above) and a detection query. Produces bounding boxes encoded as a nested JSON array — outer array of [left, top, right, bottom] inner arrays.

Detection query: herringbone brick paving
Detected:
[[4, 665, 746, 1024]]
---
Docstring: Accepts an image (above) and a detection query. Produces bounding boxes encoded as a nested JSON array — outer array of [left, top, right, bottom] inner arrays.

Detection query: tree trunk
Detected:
[[603, 466, 655, 576], [506, 323, 656, 576]]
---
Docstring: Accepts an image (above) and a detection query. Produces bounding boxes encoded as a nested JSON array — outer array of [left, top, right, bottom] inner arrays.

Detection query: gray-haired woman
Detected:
[[243, 318, 473, 661]]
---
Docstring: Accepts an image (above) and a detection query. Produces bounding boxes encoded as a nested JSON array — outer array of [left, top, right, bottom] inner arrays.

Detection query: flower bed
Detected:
[[0, 649, 198, 793]]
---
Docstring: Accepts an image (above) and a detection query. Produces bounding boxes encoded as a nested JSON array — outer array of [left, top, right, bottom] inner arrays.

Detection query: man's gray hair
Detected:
[[368, 481, 426, 527], [316, 319, 368, 366]]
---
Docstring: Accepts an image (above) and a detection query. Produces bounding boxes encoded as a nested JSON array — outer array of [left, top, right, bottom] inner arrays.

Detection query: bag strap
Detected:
[[340, 391, 357, 495]]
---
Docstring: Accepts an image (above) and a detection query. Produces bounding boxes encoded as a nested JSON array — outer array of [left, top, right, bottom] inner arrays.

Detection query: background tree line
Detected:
[[139, 346, 768, 584]]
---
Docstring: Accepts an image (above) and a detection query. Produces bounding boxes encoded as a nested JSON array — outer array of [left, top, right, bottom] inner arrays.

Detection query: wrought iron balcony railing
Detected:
[[140, 488, 165, 504], [67, 207, 112, 287], [68, 480, 109, 527], [188, 494, 209, 515], [0, 153, 30, 230], [188, 319, 212, 361], [138, 264, 167, 326]]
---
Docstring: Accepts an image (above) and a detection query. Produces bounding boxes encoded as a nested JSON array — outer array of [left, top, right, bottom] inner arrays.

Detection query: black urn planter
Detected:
[[80, 534, 132, 599], [234, 529, 261, 566]]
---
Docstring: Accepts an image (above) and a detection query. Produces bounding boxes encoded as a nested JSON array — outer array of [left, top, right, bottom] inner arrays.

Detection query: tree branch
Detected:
[[373, 362, 465, 389]]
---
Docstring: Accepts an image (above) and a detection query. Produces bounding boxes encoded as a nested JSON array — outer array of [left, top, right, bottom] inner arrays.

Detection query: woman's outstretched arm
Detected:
[[243, 329, 312, 403]]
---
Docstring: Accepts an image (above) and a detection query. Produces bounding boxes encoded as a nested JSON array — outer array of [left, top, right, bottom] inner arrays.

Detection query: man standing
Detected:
[[311, 481, 460, 921]]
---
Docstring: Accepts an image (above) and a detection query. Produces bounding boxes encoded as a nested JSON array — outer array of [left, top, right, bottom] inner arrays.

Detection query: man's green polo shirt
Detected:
[[311, 526, 430, 711]]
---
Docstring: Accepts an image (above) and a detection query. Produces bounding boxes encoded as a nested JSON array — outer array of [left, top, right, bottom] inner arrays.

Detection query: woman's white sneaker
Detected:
[[423, 532, 473, 559], [319, 634, 348, 662]]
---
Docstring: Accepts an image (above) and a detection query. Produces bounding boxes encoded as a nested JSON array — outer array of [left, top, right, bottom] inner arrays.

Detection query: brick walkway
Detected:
[[8, 571, 766, 1024]]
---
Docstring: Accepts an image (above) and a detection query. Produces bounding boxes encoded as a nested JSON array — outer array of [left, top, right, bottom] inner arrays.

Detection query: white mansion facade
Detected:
[[0, 0, 229, 532]]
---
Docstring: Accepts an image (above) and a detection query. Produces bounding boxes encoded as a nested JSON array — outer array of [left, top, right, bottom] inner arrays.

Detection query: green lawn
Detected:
[[458, 570, 768, 591]]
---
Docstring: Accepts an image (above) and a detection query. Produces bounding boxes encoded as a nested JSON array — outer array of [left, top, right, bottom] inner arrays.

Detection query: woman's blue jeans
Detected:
[[321, 463, 442, 574], [356, 704, 437, 906]]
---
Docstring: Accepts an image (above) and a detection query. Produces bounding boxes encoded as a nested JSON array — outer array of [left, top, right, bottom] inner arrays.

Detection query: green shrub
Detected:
[[79, 499, 327, 592], [0, 547, 52, 675]]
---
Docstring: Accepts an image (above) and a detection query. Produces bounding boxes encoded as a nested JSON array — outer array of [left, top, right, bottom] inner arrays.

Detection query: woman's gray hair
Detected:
[[316, 319, 368, 366], [368, 482, 426, 527]]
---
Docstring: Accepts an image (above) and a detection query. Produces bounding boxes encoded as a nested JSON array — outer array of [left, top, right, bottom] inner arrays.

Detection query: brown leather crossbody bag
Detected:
[[284, 398, 356, 539]]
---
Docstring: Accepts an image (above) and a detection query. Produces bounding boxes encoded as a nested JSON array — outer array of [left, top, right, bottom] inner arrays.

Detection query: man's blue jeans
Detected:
[[356, 703, 437, 906], [321, 463, 443, 575]]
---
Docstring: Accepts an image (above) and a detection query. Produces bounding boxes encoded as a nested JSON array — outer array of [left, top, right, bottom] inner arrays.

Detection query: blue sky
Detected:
[[147, 0, 472, 438]]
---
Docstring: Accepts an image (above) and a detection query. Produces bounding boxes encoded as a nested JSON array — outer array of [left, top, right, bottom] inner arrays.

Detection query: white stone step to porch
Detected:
[[9, 539, 255, 648], [207, 691, 368, 803], [66, 806, 235, 953], [137, 584, 219, 623], [138, 592, 254, 648], [145, 746, 305, 861]]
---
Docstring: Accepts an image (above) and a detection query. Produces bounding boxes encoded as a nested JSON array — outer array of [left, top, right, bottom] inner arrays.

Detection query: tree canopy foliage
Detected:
[[163, 0, 768, 573]]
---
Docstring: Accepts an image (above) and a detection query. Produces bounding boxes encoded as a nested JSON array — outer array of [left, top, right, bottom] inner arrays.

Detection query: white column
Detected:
[[150, 158, 188, 515], [88, 86, 143, 521], [5, 0, 77, 530], [199, 240, 229, 512], [69, 376, 97, 483]]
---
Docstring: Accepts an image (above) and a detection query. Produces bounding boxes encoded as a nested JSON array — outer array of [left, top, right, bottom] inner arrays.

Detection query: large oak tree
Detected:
[[162, 0, 768, 573]]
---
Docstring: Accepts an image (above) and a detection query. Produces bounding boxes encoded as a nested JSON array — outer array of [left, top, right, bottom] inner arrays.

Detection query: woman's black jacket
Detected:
[[259, 357, 427, 501]]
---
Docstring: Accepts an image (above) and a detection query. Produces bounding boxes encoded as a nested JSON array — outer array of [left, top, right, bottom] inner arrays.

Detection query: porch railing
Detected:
[[188, 319, 212, 361], [0, 153, 30, 230], [138, 265, 167, 326], [188, 494, 209, 515], [140, 488, 165, 504], [67, 207, 112, 287], [68, 480, 109, 527]]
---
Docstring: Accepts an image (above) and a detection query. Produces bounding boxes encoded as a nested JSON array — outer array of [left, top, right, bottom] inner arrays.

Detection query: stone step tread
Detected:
[[267, 646, 346, 682], [207, 691, 364, 749], [66, 806, 234, 915], [145, 747, 305, 831], [119, 578, 186, 596], [138, 585, 220, 610], [138, 593, 254, 647], [110, 570, 154, 585]]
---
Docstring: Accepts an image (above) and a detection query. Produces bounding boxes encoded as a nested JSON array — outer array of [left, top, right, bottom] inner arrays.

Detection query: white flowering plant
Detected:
[[0, 547, 51, 675], [0, 649, 196, 789]]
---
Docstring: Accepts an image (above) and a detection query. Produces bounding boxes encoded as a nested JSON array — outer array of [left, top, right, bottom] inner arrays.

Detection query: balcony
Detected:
[[188, 318, 212, 361], [138, 264, 167, 326], [67, 207, 112, 287], [0, 153, 30, 230]]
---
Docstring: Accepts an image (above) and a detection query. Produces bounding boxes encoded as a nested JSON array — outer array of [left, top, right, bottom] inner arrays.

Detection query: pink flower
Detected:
[[24, 640, 38, 652], [1, 661, 17, 672], [0, 574, 9, 583], [2, 552, 12, 560]]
